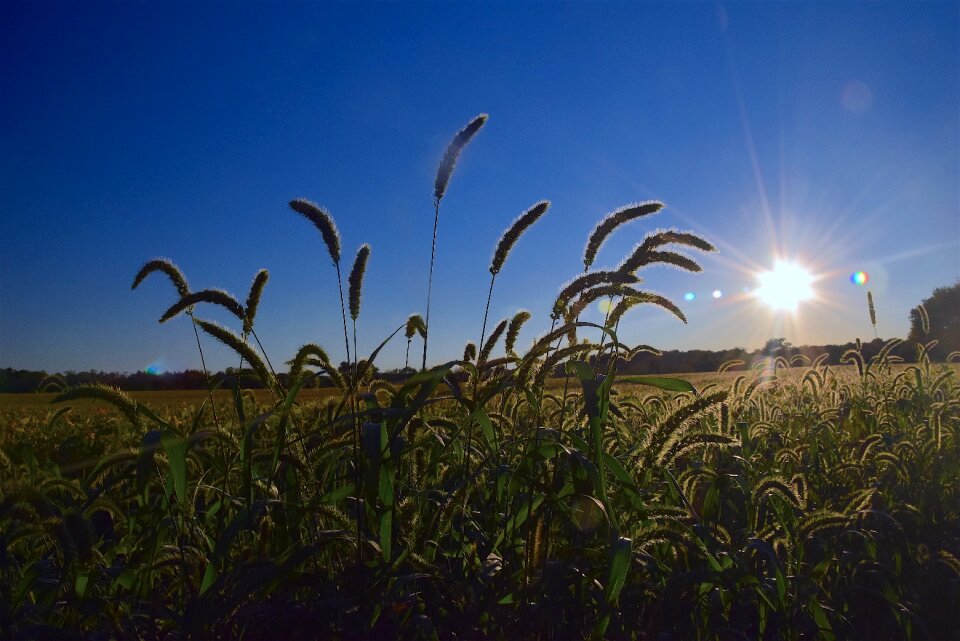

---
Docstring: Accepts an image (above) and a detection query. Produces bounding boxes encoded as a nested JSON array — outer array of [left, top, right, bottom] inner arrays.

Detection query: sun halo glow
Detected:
[[754, 261, 815, 312]]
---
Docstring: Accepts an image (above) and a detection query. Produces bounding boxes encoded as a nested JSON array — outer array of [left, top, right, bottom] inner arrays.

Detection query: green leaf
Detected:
[[116, 569, 137, 591], [810, 598, 835, 640], [493, 494, 545, 550], [471, 408, 498, 451], [379, 502, 393, 562], [271, 375, 311, 477], [605, 536, 632, 606], [618, 375, 696, 393], [241, 412, 273, 505], [319, 484, 355, 504], [566, 359, 594, 382], [592, 536, 632, 639], [199, 563, 217, 596], [135, 430, 164, 497], [74, 573, 89, 599], [161, 431, 189, 506], [138, 403, 173, 430]]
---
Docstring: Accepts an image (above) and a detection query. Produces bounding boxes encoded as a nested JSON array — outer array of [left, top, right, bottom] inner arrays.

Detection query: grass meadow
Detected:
[[1, 116, 958, 640]]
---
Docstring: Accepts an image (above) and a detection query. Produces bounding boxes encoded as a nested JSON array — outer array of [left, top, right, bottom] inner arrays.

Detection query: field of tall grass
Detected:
[[1, 115, 958, 640]]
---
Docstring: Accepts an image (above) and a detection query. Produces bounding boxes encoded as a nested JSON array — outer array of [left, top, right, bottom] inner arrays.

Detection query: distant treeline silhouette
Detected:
[[0, 337, 924, 393]]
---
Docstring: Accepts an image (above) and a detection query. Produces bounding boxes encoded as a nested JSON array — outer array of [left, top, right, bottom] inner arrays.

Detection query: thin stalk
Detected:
[[334, 257, 362, 565], [335, 263, 352, 365], [553, 266, 589, 430], [250, 328, 284, 396], [189, 313, 228, 501], [189, 313, 221, 431], [459, 272, 497, 554], [421, 200, 441, 371], [351, 317, 362, 565], [476, 274, 497, 377], [595, 295, 617, 353], [463, 277, 497, 479]]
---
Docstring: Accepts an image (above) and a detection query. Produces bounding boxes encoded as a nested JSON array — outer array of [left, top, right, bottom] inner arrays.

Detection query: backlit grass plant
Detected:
[[0, 115, 957, 641]]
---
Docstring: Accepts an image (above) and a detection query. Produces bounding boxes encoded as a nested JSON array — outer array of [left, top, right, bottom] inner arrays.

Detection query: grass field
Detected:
[[2, 356, 958, 639], [3, 362, 953, 410], [2, 114, 958, 640]]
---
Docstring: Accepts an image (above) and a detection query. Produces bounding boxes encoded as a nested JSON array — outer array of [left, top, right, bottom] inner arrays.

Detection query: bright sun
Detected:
[[754, 261, 815, 312]]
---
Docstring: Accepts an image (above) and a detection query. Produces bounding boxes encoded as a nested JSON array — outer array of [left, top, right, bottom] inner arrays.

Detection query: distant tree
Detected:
[[761, 338, 793, 358], [0, 368, 48, 393], [908, 282, 960, 360]]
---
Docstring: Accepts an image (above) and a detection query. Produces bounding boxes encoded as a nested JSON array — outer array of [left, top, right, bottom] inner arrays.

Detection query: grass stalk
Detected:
[[421, 200, 441, 371]]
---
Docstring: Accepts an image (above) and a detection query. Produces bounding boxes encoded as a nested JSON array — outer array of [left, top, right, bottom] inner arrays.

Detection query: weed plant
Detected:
[[1, 116, 958, 640]]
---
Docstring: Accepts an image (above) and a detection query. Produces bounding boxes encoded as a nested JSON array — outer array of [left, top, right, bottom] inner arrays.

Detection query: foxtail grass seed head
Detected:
[[917, 304, 929, 334], [505, 310, 532, 355], [565, 284, 641, 322], [195, 319, 276, 393], [463, 342, 477, 363], [131, 258, 190, 298], [583, 201, 664, 269], [650, 229, 716, 253], [569, 286, 687, 325], [52, 384, 140, 429], [244, 269, 269, 334], [289, 199, 341, 264], [608, 296, 643, 327], [867, 291, 877, 329], [618, 248, 701, 276], [159, 289, 245, 324], [405, 314, 426, 340], [348, 244, 371, 321], [434, 114, 488, 204], [288, 343, 331, 381], [554, 271, 640, 318], [490, 200, 550, 275], [479, 318, 508, 365]]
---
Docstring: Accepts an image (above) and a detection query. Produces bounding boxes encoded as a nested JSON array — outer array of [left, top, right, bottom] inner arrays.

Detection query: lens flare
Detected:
[[145, 359, 166, 375], [684, 292, 696, 301], [755, 261, 815, 312], [850, 271, 869, 285], [712, 290, 723, 299]]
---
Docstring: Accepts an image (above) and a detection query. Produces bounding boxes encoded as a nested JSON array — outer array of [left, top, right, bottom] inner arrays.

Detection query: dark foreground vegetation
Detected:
[[1, 116, 958, 640]]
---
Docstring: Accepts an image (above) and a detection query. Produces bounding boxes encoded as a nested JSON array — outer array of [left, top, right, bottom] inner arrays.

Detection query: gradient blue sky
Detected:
[[1, 1, 957, 374]]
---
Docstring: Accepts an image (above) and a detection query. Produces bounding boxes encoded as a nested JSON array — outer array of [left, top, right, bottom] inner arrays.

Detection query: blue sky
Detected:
[[1, 1, 957, 373]]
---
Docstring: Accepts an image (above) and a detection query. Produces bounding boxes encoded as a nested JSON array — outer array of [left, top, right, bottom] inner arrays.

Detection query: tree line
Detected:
[[0, 336, 931, 393], [3, 282, 956, 393]]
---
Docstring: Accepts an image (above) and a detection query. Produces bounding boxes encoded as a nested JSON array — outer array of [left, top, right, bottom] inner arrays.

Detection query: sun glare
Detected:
[[754, 261, 815, 312]]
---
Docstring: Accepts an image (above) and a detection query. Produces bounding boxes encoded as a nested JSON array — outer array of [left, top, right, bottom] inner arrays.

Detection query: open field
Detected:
[[2, 112, 958, 640], [0, 386, 342, 409], [2, 354, 959, 639], [3, 362, 956, 411]]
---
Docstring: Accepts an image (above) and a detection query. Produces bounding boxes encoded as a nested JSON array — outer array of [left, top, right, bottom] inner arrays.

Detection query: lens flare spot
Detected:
[[684, 292, 696, 301], [145, 359, 166, 375], [712, 290, 723, 299], [850, 271, 869, 285], [597, 298, 614, 315]]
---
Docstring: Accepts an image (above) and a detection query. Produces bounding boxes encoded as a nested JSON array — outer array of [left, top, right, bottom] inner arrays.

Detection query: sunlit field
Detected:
[[2, 108, 959, 641], [2, 363, 954, 410]]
